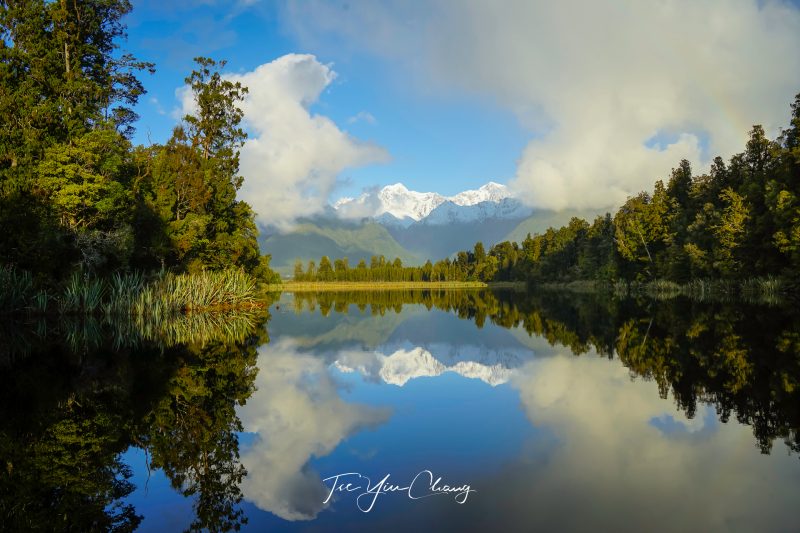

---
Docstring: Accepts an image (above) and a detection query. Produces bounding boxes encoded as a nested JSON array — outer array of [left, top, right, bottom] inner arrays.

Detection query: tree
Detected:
[[318, 256, 333, 281], [0, 0, 153, 170], [0, 0, 152, 275], [712, 187, 749, 275], [139, 57, 274, 280], [614, 183, 675, 279]]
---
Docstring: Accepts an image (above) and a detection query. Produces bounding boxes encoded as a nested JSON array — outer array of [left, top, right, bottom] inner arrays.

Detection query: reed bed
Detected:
[[0, 266, 262, 316]]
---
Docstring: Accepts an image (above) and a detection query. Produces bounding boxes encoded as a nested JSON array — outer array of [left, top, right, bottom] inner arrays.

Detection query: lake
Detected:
[[1, 289, 799, 532]]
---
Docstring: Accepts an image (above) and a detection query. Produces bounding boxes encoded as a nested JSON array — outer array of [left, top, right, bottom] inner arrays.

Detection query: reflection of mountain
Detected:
[[334, 346, 517, 386], [270, 294, 549, 386]]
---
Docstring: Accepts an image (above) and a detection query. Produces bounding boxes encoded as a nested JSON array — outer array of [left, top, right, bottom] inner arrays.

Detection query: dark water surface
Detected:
[[2, 289, 799, 532]]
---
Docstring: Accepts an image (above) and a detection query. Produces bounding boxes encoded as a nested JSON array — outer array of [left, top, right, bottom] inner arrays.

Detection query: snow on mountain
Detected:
[[376, 183, 446, 221], [450, 182, 513, 206], [333, 181, 518, 223], [422, 197, 532, 226]]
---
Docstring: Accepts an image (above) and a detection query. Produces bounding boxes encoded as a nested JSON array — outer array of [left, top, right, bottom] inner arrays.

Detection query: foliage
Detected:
[[0, 265, 263, 316], [0, 5, 277, 287]]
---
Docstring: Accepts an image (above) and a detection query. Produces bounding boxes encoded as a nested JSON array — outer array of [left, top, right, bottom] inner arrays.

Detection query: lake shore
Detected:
[[266, 281, 490, 291]]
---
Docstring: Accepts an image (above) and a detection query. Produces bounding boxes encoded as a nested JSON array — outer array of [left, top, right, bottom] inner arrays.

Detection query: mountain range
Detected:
[[260, 182, 604, 275]]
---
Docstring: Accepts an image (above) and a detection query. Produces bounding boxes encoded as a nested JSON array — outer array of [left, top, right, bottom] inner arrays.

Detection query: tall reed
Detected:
[[0, 266, 262, 316]]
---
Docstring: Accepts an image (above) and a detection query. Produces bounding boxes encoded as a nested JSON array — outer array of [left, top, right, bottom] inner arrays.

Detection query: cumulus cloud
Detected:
[[283, 0, 800, 210], [236, 339, 391, 520], [176, 54, 389, 229]]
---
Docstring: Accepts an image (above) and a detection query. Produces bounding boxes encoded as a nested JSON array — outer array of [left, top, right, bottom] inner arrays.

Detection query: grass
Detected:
[[0, 265, 34, 311], [0, 266, 264, 316], [274, 281, 488, 291]]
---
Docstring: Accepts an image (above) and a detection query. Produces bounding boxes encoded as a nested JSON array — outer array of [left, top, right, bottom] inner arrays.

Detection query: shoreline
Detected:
[[266, 281, 490, 291]]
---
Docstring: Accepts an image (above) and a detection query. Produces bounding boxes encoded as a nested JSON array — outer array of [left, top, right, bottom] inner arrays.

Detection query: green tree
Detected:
[[712, 187, 750, 275], [318, 256, 333, 281], [293, 259, 304, 281]]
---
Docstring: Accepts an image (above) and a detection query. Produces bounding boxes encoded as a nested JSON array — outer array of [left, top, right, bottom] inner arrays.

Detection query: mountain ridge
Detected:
[[334, 181, 515, 223]]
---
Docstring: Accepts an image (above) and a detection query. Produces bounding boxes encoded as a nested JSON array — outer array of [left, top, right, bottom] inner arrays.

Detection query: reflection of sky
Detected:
[[122, 296, 800, 532]]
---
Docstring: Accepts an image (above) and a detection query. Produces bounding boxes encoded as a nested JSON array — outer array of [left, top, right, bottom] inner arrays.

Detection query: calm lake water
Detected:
[[2, 289, 799, 532]]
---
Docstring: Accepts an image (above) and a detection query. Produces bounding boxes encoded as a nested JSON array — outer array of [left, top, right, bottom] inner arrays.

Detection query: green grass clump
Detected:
[[1, 266, 262, 316], [0, 265, 34, 311]]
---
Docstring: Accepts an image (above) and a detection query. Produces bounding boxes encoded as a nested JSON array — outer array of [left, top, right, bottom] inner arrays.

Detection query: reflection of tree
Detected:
[[0, 343, 169, 531], [143, 334, 264, 532], [294, 289, 800, 457], [0, 310, 269, 531]]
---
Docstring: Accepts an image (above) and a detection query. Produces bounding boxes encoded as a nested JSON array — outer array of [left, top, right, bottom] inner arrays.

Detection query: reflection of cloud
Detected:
[[237, 339, 391, 521], [449, 354, 800, 531]]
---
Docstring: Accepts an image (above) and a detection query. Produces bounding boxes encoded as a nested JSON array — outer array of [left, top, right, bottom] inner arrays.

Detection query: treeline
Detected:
[[480, 94, 800, 288], [293, 242, 497, 282], [0, 1, 278, 288]]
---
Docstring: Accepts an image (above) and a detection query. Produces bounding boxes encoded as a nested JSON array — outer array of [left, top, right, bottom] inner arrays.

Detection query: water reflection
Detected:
[[238, 338, 390, 521], [0, 309, 270, 531], [1, 289, 799, 531], [288, 289, 800, 457]]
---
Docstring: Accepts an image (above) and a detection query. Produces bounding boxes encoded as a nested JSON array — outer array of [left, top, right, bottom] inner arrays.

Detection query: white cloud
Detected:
[[283, 0, 800, 210], [236, 339, 391, 521], [176, 54, 389, 229]]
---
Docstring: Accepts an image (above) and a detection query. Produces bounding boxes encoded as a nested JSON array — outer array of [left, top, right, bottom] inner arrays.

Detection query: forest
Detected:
[[0, 0, 278, 313], [299, 94, 800, 297]]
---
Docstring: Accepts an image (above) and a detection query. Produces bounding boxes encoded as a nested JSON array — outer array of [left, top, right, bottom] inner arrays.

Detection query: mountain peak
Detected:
[[451, 182, 512, 206], [334, 181, 516, 222], [383, 182, 409, 192]]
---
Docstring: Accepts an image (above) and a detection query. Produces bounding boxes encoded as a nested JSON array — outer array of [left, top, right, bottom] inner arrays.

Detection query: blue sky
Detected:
[[122, 1, 800, 227], [125, 1, 527, 199]]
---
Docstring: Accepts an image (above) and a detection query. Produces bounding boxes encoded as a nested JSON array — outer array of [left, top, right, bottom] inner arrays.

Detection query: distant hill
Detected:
[[502, 208, 609, 243], [386, 217, 525, 260], [260, 219, 419, 276]]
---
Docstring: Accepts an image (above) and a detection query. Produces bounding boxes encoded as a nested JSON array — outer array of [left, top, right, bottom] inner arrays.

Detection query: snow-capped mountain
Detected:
[[450, 181, 512, 206], [333, 181, 517, 224], [378, 183, 446, 221]]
